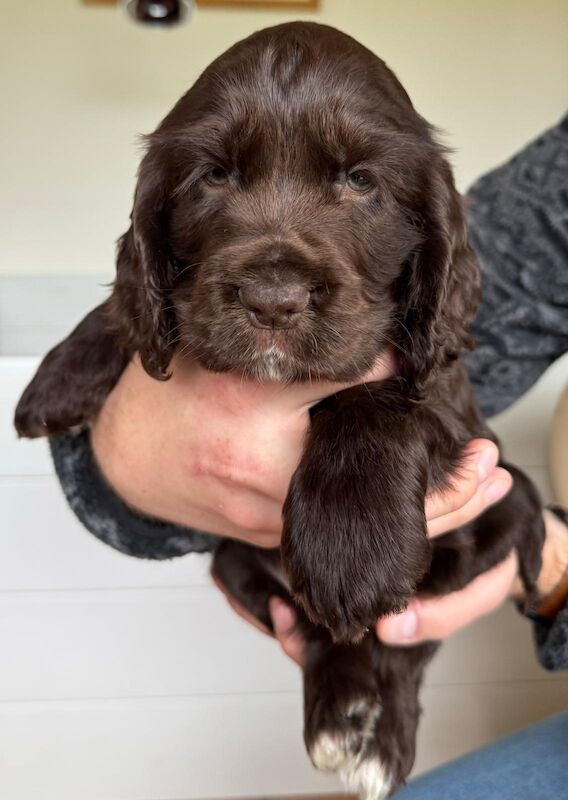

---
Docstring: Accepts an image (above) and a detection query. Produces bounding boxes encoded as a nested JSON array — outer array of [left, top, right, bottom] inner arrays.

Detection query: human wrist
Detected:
[[538, 509, 568, 593], [88, 365, 158, 517], [530, 508, 568, 618], [90, 402, 124, 498]]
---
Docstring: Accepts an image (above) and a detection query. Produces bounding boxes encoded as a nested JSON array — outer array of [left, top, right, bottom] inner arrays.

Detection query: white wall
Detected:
[[1, 0, 567, 275]]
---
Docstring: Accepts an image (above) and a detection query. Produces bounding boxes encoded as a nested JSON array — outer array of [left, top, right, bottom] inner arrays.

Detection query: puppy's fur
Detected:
[[15, 23, 544, 798]]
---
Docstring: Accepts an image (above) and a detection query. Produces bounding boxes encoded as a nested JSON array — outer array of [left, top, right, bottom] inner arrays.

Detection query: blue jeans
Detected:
[[395, 713, 568, 799]]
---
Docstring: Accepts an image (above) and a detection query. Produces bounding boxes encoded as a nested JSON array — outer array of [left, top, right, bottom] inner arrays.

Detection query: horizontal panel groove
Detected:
[[1, 679, 565, 798], [0, 596, 558, 701], [0, 474, 55, 481], [0, 476, 214, 591], [0, 689, 303, 706], [0, 585, 216, 601], [0, 583, 215, 596], [1, 677, 566, 707]]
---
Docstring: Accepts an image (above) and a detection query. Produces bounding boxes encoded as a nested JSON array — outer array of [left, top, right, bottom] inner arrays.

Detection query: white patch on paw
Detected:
[[309, 697, 381, 774], [310, 730, 361, 771], [342, 757, 392, 800], [345, 698, 380, 741]]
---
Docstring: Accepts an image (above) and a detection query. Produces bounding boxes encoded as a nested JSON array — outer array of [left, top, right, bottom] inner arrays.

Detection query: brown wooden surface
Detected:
[[198, 0, 318, 8], [83, 0, 319, 7], [225, 795, 354, 800]]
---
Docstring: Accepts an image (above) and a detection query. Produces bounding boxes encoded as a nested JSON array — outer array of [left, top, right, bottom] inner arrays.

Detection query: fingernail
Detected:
[[383, 607, 418, 643], [269, 597, 296, 636], [477, 446, 499, 481], [485, 475, 511, 505]]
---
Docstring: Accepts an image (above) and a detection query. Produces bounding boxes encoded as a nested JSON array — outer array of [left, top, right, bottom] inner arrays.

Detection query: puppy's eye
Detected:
[[204, 166, 229, 186], [346, 170, 373, 193]]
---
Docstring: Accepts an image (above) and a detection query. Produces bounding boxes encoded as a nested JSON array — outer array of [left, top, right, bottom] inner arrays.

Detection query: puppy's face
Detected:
[[168, 95, 423, 382], [115, 23, 477, 386]]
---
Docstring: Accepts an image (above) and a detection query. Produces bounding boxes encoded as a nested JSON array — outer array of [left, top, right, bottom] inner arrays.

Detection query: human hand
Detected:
[[219, 439, 515, 663], [376, 505, 568, 645], [375, 438, 516, 646], [270, 509, 568, 665], [90, 350, 395, 548]]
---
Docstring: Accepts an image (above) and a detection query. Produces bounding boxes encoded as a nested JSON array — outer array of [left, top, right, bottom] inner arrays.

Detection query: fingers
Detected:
[[217, 438, 516, 659], [269, 597, 305, 666], [214, 577, 305, 665], [425, 440, 498, 519], [213, 576, 272, 635], [376, 552, 518, 645], [428, 467, 513, 537], [426, 440, 512, 538]]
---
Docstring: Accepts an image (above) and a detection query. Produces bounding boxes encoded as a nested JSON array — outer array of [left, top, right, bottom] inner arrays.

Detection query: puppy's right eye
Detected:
[[346, 170, 373, 193], [204, 166, 229, 186]]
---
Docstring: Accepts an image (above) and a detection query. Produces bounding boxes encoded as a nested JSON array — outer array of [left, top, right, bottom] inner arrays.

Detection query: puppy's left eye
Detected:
[[346, 170, 373, 193], [204, 166, 229, 186]]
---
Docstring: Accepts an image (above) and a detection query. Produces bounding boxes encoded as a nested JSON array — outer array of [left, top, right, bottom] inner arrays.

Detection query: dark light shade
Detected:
[[123, 0, 191, 25]]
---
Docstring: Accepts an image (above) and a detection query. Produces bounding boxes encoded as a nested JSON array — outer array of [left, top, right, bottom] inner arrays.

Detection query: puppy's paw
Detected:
[[341, 756, 393, 800], [14, 402, 51, 438], [14, 390, 87, 438], [306, 687, 392, 800], [282, 392, 433, 643], [307, 692, 381, 773], [283, 487, 431, 643]]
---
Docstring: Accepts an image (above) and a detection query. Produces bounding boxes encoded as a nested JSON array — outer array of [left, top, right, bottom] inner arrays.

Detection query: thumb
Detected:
[[376, 552, 518, 645], [269, 597, 305, 666]]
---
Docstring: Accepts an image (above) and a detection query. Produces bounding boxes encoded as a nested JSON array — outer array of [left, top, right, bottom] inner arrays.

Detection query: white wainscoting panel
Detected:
[[1, 338, 567, 799]]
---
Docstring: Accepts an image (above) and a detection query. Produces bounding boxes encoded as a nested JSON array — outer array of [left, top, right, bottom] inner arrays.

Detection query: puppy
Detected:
[[15, 22, 544, 798]]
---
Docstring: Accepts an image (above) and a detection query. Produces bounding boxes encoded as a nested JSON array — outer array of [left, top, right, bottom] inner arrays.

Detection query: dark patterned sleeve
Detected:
[[533, 607, 568, 671], [464, 117, 568, 670], [464, 114, 568, 418], [50, 430, 219, 559]]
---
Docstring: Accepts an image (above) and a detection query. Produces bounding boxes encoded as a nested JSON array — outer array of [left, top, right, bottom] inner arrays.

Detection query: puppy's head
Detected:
[[112, 22, 479, 390]]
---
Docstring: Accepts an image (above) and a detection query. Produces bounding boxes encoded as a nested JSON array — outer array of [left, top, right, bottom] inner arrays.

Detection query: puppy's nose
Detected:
[[238, 283, 310, 329]]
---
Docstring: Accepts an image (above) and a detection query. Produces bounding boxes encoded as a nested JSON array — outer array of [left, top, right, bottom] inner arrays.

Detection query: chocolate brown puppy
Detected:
[[15, 23, 544, 798]]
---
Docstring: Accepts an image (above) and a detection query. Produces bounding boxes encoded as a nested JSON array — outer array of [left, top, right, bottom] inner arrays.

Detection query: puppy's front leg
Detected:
[[282, 381, 432, 643], [15, 302, 128, 438]]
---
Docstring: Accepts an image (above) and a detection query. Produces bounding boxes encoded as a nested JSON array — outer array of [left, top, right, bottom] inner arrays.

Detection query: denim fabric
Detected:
[[395, 713, 568, 800]]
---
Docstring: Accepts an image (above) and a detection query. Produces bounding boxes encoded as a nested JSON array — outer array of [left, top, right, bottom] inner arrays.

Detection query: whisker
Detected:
[[174, 260, 203, 280], [392, 317, 414, 347], [378, 331, 410, 357], [165, 332, 185, 348]]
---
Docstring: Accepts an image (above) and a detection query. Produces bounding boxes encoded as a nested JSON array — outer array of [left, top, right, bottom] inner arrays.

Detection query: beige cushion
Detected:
[[550, 384, 568, 506]]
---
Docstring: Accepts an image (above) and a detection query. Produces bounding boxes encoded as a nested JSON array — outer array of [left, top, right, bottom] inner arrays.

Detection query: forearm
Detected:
[[50, 430, 218, 559], [533, 508, 568, 605], [526, 507, 568, 672]]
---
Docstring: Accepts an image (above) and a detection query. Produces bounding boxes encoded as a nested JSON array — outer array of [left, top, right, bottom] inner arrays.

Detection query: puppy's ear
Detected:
[[110, 144, 177, 380], [396, 156, 480, 392]]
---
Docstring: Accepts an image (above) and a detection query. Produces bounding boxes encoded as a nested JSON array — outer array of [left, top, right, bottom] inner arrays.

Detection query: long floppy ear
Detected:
[[396, 157, 481, 393], [110, 144, 177, 380], [15, 143, 177, 439]]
